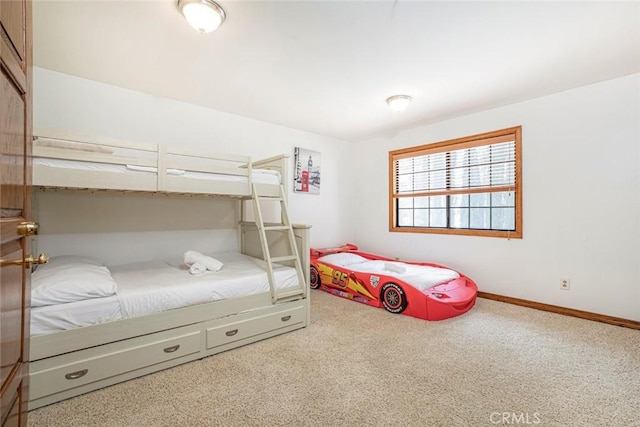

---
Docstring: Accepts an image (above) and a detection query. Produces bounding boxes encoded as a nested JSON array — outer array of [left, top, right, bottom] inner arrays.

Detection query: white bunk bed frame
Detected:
[[29, 129, 311, 410], [32, 128, 283, 197]]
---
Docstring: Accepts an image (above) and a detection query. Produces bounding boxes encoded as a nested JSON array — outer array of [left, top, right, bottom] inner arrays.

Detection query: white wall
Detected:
[[33, 67, 356, 261], [352, 74, 640, 321], [33, 68, 639, 320]]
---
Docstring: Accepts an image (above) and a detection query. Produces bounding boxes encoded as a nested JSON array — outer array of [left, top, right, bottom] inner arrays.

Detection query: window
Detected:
[[389, 126, 522, 238]]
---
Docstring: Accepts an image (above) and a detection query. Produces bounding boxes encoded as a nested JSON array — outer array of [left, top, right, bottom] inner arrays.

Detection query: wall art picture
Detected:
[[293, 147, 321, 194]]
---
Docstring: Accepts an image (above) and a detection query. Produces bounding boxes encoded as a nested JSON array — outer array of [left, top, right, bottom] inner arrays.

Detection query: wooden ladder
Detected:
[[251, 184, 306, 303]]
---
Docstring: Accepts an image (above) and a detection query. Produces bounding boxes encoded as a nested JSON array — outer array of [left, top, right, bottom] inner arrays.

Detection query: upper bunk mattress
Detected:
[[30, 252, 300, 336], [33, 158, 281, 184]]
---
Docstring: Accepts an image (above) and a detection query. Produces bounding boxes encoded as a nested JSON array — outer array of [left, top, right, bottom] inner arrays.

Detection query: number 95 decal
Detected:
[[332, 270, 349, 288]]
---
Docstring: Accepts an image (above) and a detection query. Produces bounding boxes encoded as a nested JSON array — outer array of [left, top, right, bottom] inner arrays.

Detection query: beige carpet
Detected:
[[28, 291, 639, 426]]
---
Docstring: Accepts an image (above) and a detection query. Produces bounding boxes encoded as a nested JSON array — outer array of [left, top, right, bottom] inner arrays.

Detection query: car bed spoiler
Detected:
[[310, 243, 358, 258]]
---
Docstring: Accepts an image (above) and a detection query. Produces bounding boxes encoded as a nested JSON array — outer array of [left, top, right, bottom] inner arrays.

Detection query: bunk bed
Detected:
[[32, 129, 285, 197], [28, 129, 311, 410]]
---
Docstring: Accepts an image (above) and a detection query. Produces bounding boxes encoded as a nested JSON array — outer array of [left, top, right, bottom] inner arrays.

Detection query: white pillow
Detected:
[[384, 262, 407, 274], [318, 252, 368, 267], [34, 255, 104, 273], [32, 256, 117, 307]]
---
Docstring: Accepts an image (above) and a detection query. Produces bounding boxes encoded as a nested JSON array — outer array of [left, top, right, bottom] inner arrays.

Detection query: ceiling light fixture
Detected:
[[178, 0, 226, 34], [386, 95, 412, 112]]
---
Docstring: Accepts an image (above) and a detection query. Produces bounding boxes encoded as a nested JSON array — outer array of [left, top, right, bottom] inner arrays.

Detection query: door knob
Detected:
[[26, 253, 49, 267], [17, 221, 39, 236], [0, 253, 49, 268]]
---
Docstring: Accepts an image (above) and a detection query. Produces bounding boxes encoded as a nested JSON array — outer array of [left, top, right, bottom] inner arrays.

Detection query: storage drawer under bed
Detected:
[[30, 330, 201, 400], [206, 304, 305, 350], [29, 300, 308, 408]]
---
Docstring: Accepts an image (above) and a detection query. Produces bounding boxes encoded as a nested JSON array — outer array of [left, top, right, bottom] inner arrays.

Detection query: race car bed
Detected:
[[310, 244, 477, 321]]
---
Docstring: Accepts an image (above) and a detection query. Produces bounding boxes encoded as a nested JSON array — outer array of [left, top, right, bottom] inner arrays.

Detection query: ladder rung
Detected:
[[276, 288, 304, 300], [271, 255, 298, 263], [263, 225, 290, 231], [257, 195, 283, 201], [252, 183, 305, 302]]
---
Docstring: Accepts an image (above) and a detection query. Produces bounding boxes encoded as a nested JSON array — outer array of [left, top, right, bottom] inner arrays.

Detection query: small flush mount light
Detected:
[[177, 0, 226, 34], [386, 95, 412, 112]]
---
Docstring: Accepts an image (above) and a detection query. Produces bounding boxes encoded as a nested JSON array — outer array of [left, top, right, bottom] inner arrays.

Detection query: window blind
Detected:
[[393, 136, 516, 198], [388, 126, 522, 238]]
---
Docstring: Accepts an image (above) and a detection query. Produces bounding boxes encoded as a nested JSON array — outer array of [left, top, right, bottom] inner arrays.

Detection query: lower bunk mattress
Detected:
[[31, 252, 300, 337]]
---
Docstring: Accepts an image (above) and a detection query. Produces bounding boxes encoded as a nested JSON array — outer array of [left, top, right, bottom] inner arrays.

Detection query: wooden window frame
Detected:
[[389, 126, 522, 238]]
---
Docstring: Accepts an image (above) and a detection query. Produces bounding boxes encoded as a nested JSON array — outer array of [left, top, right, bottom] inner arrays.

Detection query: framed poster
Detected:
[[293, 147, 321, 194]]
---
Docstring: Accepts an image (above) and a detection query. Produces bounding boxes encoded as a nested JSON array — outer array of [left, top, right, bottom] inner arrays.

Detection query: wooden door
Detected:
[[0, 0, 33, 425]]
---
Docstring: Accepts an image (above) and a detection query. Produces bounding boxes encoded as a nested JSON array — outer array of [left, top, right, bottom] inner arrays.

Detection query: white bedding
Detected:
[[31, 295, 122, 336], [33, 158, 281, 184], [319, 253, 460, 291], [31, 258, 118, 307], [31, 252, 299, 336], [112, 252, 299, 319]]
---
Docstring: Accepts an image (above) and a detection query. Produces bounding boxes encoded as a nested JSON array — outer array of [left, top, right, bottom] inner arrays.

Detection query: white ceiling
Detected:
[[33, 1, 640, 142]]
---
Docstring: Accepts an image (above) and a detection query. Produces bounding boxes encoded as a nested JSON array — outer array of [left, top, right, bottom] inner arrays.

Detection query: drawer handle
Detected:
[[65, 369, 88, 380], [281, 315, 292, 322], [225, 329, 238, 336], [163, 344, 180, 353]]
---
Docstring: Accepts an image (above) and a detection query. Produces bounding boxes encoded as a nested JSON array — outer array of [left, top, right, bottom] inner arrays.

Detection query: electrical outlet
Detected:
[[560, 278, 570, 290]]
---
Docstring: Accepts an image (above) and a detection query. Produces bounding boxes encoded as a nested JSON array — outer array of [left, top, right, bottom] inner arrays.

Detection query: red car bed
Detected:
[[310, 244, 478, 321]]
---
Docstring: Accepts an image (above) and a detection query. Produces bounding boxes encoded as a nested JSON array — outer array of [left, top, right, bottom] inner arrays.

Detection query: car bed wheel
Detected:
[[310, 266, 321, 289], [381, 282, 407, 314]]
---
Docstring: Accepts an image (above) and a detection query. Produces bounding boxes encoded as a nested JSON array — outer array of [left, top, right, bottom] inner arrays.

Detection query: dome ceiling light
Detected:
[[177, 0, 226, 33], [386, 95, 412, 112]]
